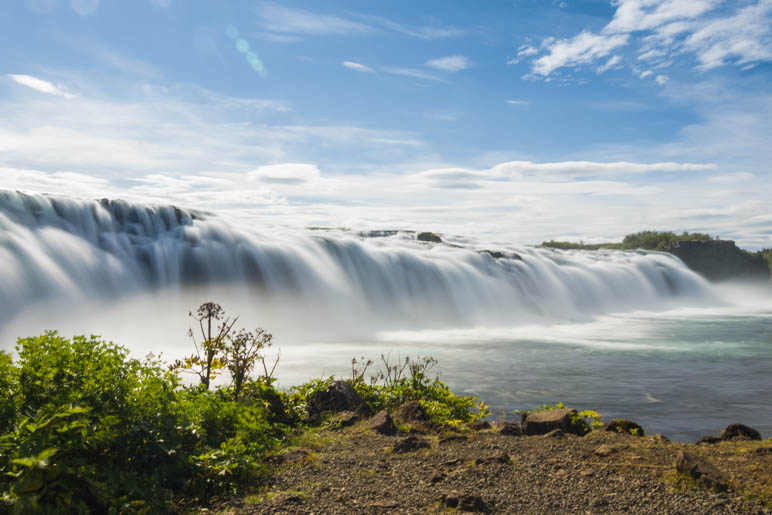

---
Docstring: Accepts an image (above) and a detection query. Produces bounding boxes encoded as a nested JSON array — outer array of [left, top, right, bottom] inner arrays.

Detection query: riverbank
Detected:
[[214, 421, 771, 514]]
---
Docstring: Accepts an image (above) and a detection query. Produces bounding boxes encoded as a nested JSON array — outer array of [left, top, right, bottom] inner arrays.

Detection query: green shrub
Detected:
[[0, 331, 289, 512]]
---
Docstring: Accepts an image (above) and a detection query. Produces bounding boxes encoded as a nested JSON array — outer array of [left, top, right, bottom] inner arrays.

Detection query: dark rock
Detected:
[[475, 453, 510, 465], [522, 408, 583, 436], [544, 428, 565, 438], [666, 240, 770, 283], [480, 249, 523, 261], [439, 434, 469, 445], [392, 435, 431, 453], [698, 436, 722, 445], [443, 493, 490, 513], [470, 420, 491, 431], [368, 410, 397, 436], [675, 450, 729, 492], [307, 380, 371, 423], [604, 419, 645, 437], [430, 472, 447, 483], [331, 410, 363, 429], [499, 422, 522, 436], [396, 401, 433, 427], [417, 231, 442, 243], [720, 423, 762, 441]]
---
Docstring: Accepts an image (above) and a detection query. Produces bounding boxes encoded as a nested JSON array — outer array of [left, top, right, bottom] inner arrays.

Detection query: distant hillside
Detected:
[[542, 231, 771, 282]]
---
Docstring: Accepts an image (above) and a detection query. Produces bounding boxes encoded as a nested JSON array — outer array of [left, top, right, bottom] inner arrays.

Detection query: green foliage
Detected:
[[0, 331, 290, 512], [621, 230, 714, 251], [352, 355, 489, 425], [0, 351, 17, 435], [542, 230, 716, 252]]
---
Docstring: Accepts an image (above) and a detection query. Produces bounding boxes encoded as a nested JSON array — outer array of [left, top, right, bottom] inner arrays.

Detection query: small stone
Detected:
[[544, 428, 565, 438], [470, 420, 492, 431], [698, 436, 722, 445], [443, 494, 490, 513], [430, 472, 447, 483], [439, 434, 469, 445], [675, 450, 729, 493], [499, 422, 522, 436], [392, 435, 431, 453], [368, 410, 397, 436], [594, 444, 621, 457]]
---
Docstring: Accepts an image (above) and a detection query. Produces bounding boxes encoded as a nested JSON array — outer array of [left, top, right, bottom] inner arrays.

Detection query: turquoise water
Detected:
[[275, 308, 772, 442]]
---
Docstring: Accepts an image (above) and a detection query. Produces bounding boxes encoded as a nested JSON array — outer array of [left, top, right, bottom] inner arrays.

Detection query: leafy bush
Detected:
[[0, 331, 290, 513]]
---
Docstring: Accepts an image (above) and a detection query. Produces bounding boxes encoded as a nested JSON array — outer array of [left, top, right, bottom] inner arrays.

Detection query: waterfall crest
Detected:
[[0, 190, 715, 330]]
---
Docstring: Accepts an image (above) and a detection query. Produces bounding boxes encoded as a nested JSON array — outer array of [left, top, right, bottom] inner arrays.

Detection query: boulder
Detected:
[[417, 232, 442, 243], [666, 240, 770, 282], [521, 408, 582, 436], [392, 435, 431, 453], [368, 410, 397, 436], [604, 419, 645, 437], [720, 423, 762, 441], [307, 380, 371, 423], [331, 410, 363, 429], [396, 401, 433, 428], [675, 450, 729, 492]]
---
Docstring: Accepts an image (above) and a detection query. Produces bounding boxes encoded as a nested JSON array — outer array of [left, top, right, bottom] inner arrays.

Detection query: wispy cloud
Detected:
[[506, 99, 530, 106], [7, 74, 79, 99], [520, 0, 772, 79], [342, 61, 374, 73], [256, 2, 461, 41], [383, 67, 443, 82], [425, 55, 472, 72]]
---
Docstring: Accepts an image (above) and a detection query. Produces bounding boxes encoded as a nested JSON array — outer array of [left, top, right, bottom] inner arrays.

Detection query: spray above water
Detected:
[[0, 190, 718, 339]]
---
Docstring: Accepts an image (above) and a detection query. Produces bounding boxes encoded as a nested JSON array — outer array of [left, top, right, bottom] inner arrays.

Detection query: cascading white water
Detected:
[[0, 189, 717, 334]]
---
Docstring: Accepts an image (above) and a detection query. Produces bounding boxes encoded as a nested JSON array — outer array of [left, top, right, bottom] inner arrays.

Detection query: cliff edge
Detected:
[[666, 240, 770, 283]]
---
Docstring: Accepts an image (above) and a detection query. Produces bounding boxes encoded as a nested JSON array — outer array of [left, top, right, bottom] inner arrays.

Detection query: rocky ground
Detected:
[[210, 422, 771, 514]]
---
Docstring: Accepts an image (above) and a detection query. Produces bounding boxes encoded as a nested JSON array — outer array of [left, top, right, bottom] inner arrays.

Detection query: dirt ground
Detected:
[[213, 423, 772, 514]]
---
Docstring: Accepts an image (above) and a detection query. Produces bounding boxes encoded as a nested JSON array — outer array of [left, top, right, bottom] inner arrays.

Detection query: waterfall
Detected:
[[0, 190, 716, 332]]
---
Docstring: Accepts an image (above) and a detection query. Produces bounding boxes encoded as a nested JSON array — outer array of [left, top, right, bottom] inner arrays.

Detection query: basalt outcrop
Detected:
[[665, 240, 770, 282]]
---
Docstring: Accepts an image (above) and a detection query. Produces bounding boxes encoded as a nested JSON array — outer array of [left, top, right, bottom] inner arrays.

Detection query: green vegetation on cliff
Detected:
[[542, 230, 715, 251]]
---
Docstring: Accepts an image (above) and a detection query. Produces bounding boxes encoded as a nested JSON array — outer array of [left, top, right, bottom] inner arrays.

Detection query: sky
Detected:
[[1, 0, 771, 248]]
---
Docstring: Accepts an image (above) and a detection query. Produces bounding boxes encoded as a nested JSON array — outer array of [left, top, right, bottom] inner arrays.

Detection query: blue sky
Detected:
[[2, 0, 772, 248]]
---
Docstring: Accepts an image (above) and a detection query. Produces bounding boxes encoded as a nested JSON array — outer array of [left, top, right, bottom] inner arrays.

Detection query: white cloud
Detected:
[[506, 99, 530, 106], [532, 32, 629, 76], [523, 0, 772, 78], [342, 61, 374, 73], [383, 67, 443, 82], [7, 74, 78, 99], [655, 74, 669, 85], [425, 55, 472, 72], [597, 55, 622, 73], [256, 3, 461, 41]]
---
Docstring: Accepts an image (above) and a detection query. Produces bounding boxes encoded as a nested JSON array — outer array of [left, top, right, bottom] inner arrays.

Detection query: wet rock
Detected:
[[522, 408, 582, 436], [499, 422, 522, 436], [417, 231, 442, 243], [720, 423, 762, 441], [368, 410, 397, 436], [604, 419, 645, 437], [480, 249, 523, 261], [666, 240, 769, 282], [392, 435, 431, 453], [307, 380, 371, 423], [470, 420, 492, 431], [675, 450, 729, 493]]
